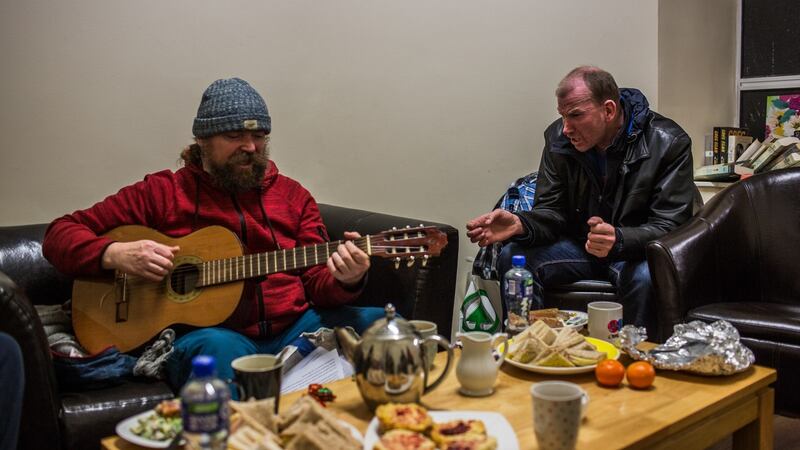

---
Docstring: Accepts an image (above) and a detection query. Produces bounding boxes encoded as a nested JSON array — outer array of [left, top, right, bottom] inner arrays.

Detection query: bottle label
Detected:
[[507, 279, 533, 297], [523, 278, 533, 297], [183, 401, 225, 433]]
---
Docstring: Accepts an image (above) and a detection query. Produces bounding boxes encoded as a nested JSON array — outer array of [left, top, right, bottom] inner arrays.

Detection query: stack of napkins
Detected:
[[281, 347, 354, 394]]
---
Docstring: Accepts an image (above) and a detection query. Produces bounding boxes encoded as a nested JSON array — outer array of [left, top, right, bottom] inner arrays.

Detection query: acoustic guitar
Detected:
[[71, 224, 447, 353]]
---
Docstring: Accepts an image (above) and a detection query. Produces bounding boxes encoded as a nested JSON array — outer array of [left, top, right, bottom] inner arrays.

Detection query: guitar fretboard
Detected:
[[196, 237, 371, 287]]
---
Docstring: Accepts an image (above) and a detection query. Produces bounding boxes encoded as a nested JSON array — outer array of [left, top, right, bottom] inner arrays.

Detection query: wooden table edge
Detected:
[[622, 367, 776, 450]]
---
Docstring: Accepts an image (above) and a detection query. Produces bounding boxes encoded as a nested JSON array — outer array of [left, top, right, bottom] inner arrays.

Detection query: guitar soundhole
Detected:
[[170, 263, 200, 295]]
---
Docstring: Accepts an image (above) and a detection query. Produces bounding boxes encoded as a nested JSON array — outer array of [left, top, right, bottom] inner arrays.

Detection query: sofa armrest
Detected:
[[318, 204, 459, 338], [647, 218, 717, 340], [0, 271, 62, 449]]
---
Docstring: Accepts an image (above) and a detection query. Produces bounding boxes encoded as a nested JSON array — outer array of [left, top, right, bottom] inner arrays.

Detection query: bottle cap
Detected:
[[511, 255, 526, 267], [191, 355, 216, 377]]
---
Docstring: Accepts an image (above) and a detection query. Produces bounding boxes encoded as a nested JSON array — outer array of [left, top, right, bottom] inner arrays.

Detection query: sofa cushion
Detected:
[[543, 281, 617, 312], [60, 380, 174, 450], [688, 302, 800, 346]]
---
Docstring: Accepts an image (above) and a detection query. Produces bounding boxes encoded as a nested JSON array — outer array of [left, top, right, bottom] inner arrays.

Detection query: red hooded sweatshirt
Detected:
[[42, 160, 362, 338]]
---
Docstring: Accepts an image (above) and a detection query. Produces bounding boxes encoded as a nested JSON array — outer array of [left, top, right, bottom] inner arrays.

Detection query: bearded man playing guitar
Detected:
[[42, 77, 384, 390]]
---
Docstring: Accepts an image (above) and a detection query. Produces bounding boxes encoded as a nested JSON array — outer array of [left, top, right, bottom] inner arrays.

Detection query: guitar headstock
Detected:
[[370, 225, 448, 268]]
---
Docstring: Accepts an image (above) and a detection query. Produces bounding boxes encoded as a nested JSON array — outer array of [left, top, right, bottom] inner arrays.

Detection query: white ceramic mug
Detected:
[[530, 381, 588, 450], [409, 319, 438, 369], [587, 301, 623, 342]]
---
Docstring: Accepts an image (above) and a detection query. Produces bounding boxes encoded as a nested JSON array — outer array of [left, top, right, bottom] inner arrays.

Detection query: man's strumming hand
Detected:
[[102, 240, 180, 282]]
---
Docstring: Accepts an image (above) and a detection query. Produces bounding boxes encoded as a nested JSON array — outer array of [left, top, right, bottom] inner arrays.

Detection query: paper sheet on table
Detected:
[[280, 346, 353, 394]]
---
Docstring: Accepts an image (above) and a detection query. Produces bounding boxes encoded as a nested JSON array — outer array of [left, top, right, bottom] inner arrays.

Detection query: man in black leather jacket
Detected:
[[467, 66, 694, 330]]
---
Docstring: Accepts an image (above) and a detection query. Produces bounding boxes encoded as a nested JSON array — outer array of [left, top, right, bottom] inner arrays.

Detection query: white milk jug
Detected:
[[455, 331, 508, 396]]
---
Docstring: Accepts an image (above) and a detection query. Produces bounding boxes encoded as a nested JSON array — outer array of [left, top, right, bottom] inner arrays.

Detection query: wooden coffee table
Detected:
[[103, 346, 776, 449]]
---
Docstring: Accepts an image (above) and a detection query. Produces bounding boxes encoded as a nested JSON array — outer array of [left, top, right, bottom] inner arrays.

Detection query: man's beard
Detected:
[[204, 146, 270, 193]]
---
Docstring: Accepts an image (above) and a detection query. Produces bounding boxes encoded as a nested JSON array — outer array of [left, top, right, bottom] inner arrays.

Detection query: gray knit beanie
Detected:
[[192, 77, 271, 138]]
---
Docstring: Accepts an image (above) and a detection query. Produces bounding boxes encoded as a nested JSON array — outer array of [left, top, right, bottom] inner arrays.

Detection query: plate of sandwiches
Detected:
[[499, 321, 619, 375], [227, 395, 362, 450], [529, 308, 588, 330], [364, 402, 518, 450]]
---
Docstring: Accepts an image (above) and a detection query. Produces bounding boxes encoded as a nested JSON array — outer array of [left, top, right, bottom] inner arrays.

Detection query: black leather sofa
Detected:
[[0, 203, 459, 449], [646, 168, 800, 416]]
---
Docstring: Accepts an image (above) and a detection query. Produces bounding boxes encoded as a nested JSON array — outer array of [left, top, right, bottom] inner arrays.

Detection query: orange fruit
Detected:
[[626, 361, 656, 389], [595, 359, 625, 387]]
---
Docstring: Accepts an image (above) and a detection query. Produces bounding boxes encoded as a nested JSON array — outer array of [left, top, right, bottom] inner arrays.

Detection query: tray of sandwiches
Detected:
[[499, 321, 619, 374]]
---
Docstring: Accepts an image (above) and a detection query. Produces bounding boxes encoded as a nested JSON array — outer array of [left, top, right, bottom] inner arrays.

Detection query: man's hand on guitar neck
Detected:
[[327, 231, 370, 288], [101, 240, 180, 282]]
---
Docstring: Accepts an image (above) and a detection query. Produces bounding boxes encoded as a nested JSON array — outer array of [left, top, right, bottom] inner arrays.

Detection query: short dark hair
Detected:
[[556, 66, 620, 106]]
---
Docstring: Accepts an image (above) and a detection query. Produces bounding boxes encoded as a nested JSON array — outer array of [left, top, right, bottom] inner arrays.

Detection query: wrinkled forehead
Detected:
[[556, 82, 598, 114]]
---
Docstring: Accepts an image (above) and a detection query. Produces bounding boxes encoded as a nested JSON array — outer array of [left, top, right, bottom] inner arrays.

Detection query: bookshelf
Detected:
[[694, 1, 800, 187], [695, 181, 733, 203]]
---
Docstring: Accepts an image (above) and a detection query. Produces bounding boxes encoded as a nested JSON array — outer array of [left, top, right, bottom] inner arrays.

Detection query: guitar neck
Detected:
[[196, 236, 371, 287]]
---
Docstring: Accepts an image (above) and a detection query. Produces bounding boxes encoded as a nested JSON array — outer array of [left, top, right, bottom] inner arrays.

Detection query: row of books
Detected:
[[708, 126, 749, 165], [694, 135, 800, 182]]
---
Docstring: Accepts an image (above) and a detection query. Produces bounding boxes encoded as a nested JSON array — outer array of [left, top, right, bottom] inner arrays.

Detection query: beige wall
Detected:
[[658, 0, 738, 167], [1, 1, 662, 334]]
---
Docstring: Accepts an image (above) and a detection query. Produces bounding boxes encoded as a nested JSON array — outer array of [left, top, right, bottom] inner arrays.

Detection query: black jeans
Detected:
[[0, 332, 24, 450]]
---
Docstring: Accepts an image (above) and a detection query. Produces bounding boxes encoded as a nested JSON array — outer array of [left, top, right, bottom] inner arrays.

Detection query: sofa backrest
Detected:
[[692, 167, 800, 304], [0, 224, 73, 306]]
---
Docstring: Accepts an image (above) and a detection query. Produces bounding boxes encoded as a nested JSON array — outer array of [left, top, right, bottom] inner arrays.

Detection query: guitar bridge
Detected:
[[115, 272, 129, 323]]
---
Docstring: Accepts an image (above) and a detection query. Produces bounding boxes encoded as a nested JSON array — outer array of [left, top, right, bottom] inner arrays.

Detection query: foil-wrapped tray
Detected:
[[619, 320, 754, 375]]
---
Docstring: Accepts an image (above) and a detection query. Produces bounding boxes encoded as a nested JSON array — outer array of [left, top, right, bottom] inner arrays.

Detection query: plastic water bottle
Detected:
[[181, 355, 231, 450], [504, 255, 535, 334]]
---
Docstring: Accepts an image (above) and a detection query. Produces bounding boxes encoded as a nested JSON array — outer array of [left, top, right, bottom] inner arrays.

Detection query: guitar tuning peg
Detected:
[[422, 254, 429, 267], [406, 255, 415, 267], [394, 257, 401, 269]]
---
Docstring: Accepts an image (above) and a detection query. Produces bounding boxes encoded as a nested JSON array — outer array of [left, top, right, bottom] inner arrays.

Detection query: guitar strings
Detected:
[[152, 239, 426, 278], [115, 240, 429, 297], [150, 244, 423, 280], [162, 239, 365, 276], [115, 239, 365, 297]]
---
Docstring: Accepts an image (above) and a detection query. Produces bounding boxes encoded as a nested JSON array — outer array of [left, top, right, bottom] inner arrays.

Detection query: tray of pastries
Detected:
[[364, 402, 518, 450]]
